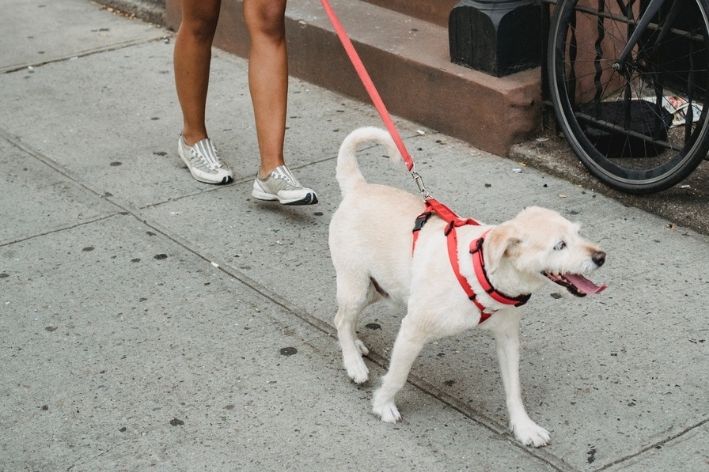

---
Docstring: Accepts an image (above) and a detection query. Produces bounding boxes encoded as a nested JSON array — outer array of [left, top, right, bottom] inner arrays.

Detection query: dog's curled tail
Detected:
[[336, 127, 401, 196]]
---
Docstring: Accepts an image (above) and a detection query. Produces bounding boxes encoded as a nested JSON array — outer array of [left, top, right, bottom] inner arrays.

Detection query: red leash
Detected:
[[320, 0, 415, 173]]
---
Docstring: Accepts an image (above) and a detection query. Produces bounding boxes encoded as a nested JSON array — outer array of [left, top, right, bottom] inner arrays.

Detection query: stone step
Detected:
[[165, 0, 541, 156], [362, 0, 458, 27]]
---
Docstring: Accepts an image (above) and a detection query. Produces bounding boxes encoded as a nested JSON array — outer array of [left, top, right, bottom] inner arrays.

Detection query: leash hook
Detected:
[[410, 169, 431, 200]]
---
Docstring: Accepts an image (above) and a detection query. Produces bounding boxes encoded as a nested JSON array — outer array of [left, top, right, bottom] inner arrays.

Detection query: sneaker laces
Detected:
[[190, 138, 223, 170], [269, 165, 301, 188]]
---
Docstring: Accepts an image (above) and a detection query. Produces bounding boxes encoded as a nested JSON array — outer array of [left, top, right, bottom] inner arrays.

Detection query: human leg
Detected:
[[174, 0, 220, 145], [243, 0, 288, 177], [173, 0, 233, 184], [244, 0, 318, 204]]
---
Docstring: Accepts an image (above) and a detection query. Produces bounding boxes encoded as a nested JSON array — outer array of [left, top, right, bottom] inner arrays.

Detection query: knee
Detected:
[[179, 14, 219, 43], [246, 2, 286, 41], [398, 316, 430, 345]]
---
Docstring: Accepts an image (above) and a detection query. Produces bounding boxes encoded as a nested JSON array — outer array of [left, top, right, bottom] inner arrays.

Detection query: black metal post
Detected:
[[449, 0, 543, 77]]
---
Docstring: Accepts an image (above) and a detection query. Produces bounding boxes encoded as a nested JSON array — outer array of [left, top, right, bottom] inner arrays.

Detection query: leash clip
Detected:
[[410, 170, 431, 200]]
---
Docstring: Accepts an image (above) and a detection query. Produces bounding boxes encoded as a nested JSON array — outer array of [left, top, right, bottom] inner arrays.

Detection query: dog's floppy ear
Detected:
[[485, 223, 522, 271]]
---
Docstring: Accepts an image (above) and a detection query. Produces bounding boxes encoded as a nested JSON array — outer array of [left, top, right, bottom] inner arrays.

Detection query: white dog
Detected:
[[328, 127, 607, 447]]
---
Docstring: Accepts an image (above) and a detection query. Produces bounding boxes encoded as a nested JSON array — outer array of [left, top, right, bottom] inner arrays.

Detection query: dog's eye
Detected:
[[554, 241, 567, 251]]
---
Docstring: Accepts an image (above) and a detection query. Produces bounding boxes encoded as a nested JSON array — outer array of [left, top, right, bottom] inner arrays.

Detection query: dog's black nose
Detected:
[[592, 251, 606, 267]]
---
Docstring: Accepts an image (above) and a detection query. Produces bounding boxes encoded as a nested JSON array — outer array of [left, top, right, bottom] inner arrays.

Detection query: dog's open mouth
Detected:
[[544, 272, 607, 297]]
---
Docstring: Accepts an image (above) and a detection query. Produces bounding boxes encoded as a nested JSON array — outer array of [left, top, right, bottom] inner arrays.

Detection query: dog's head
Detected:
[[485, 206, 607, 297]]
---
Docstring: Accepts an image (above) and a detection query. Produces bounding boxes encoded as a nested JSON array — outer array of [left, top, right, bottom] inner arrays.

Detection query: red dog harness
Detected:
[[412, 198, 530, 323]]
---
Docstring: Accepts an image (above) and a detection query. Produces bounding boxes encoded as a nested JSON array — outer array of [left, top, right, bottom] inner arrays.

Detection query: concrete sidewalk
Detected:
[[1, 1, 707, 471]]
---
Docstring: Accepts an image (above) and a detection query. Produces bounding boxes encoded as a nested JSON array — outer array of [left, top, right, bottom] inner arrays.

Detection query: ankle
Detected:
[[259, 164, 280, 179], [181, 130, 208, 146]]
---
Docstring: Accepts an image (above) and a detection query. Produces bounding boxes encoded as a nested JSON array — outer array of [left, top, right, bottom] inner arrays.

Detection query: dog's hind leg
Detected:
[[372, 315, 427, 423], [490, 313, 551, 447], [334, 273, 373, 384]]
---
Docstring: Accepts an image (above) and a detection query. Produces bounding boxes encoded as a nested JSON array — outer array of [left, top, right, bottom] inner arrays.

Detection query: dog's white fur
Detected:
[[329, 127, 606, 447]]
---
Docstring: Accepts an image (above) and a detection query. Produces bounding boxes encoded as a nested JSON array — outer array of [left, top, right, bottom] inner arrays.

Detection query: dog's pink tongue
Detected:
[[566, 274, 607, 295]]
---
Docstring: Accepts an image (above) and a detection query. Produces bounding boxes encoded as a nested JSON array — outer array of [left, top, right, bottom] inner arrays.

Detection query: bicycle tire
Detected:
[[548, 0, 709, 194]]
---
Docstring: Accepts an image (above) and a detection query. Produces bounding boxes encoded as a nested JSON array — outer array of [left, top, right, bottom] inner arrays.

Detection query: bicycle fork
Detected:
[[613, 0, 669, 71]]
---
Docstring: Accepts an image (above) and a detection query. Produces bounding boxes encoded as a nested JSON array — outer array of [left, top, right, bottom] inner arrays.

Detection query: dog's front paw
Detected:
[[372, 401, 401, 423], [344, 356, 369, 384], [372, 389, 401, 423], [511, 420, 551, 447]]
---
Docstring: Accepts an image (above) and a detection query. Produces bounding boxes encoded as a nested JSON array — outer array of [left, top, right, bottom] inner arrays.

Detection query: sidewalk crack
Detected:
[[1, 35, 168, 74], [594, 417, 709, 471]]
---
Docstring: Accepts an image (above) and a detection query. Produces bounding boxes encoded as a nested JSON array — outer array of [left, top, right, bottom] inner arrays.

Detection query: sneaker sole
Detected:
[[285, 193, 318, 205], [252, 189, 318, 205], [192, 174, 233, 185]]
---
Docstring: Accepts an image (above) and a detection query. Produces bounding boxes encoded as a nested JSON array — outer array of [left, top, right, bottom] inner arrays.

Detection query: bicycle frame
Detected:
[[614, 0, 667, 67]]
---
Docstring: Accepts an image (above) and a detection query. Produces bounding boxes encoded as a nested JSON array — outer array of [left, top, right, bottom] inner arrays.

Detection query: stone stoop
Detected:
[[165, 0, 542, 156], [362, 0, 458, 27]]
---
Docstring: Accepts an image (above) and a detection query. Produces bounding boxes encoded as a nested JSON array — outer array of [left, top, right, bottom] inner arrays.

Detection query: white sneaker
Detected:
[[177, 135, 233, 184], [251, 165, 318, 205]]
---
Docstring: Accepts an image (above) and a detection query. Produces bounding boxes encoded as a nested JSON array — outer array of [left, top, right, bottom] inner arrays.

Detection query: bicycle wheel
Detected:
[[549, 0, 709, 193]]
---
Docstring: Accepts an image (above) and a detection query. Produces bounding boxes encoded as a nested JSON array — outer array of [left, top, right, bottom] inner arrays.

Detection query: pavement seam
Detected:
[[1, 35, 167, 74], [593, 416, 709, 471], [138, 136, 429, 211], [0, 213, 121, 249], [138, 153, 344, 210], [0, 129, 127, 247], [0, 128, 143, 213]]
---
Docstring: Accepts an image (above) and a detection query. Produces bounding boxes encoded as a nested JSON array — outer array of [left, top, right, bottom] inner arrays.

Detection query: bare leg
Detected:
[[174, 0, 221, 145], [492, 316, 551, 447], [243, 0, 288, 178], [372, 316, 427, 423]]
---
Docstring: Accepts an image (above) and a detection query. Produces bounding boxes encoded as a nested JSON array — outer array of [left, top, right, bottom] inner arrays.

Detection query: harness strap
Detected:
[[426, 198, 479, 226], [411, 198, 492, 322], [411, 201, 530, 323], [446, 225, 493, 323], [411, 211, 432, 255]]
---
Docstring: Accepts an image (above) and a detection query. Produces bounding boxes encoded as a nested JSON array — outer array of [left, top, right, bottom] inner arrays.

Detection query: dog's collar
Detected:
[[412, 199, 530, 323], [446, 226, 530, 323], [469, 230, 531, 310]]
